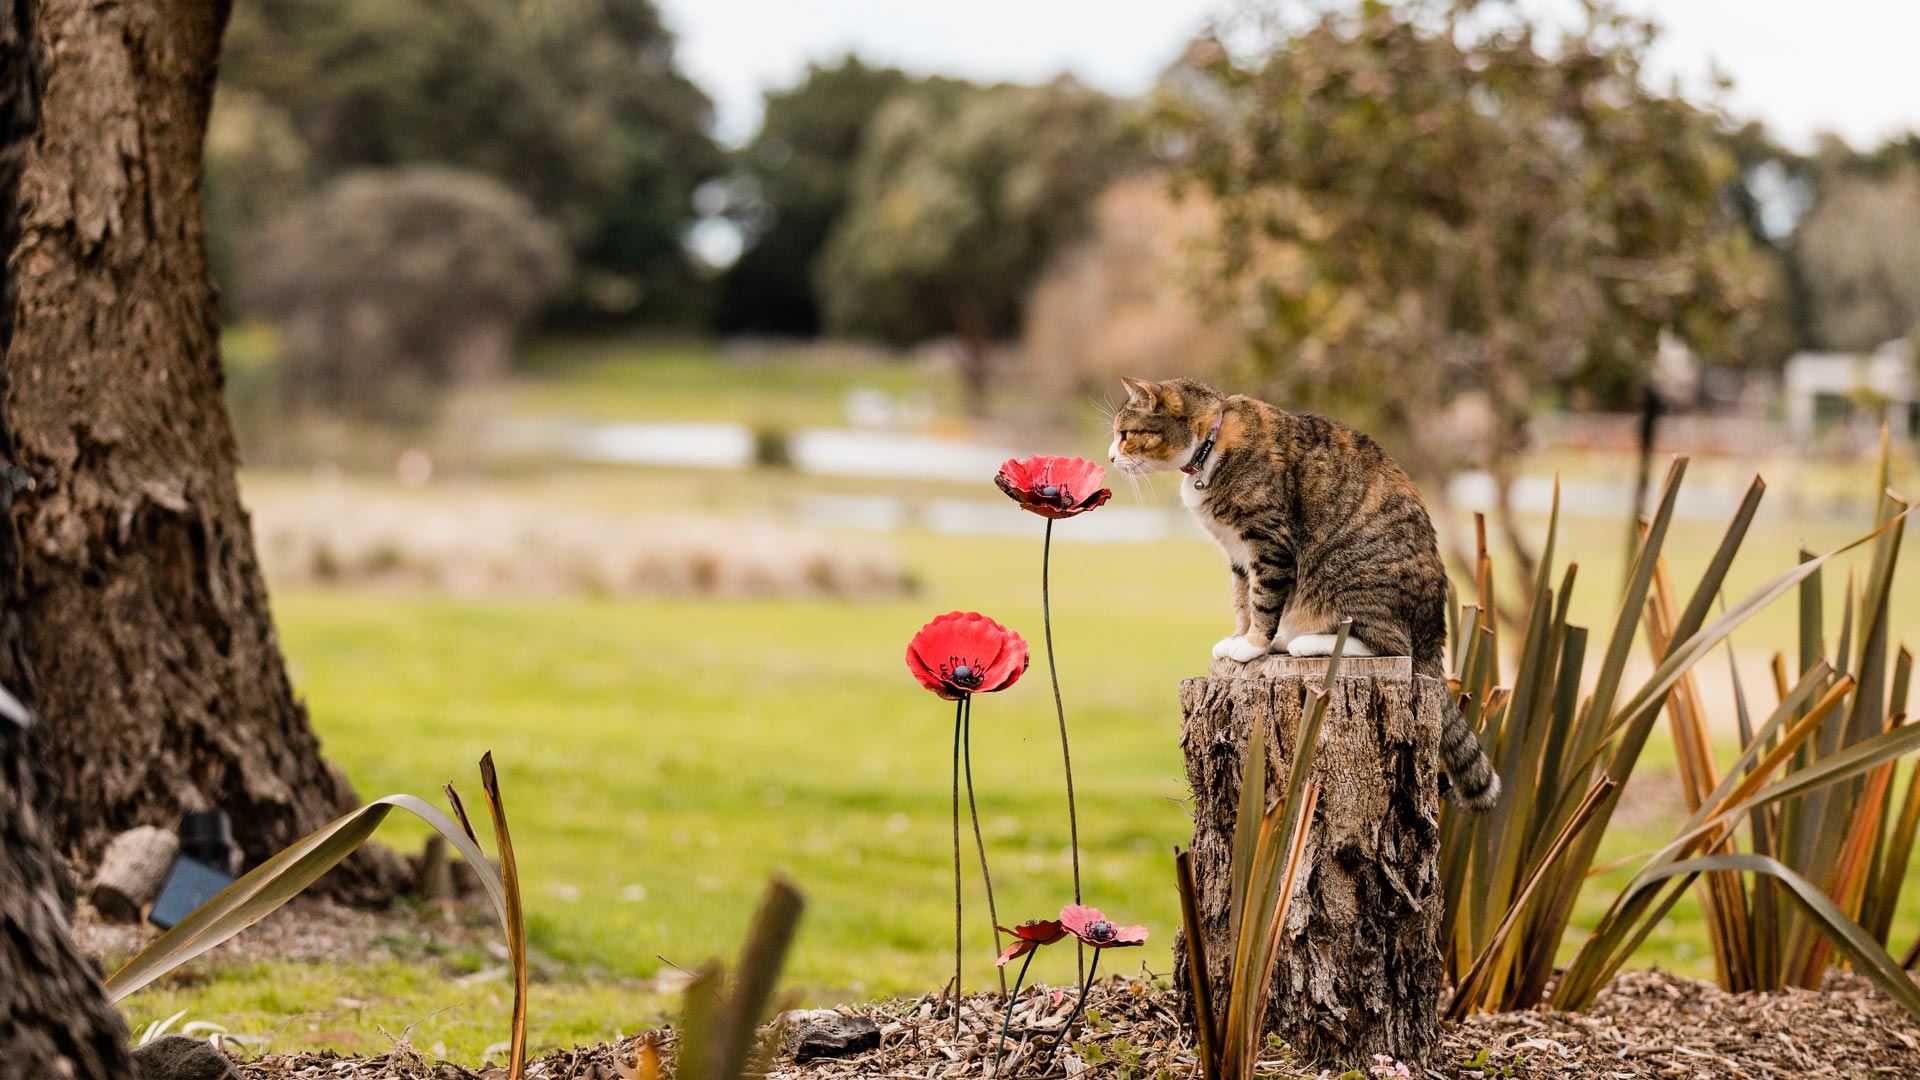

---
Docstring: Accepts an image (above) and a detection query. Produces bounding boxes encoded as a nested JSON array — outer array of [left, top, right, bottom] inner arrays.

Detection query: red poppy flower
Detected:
[[1059, 904, 1148, 949], [905, 611, 1029, 701], [995, 455, 1112, 519], [994, 919, 1067, 967]]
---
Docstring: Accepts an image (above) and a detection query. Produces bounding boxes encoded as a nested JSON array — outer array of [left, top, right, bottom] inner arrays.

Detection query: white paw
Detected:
[[1220, 635, 1272, 663], [1211, 635, 1242, 659], [1286, 634, 1337, 657]]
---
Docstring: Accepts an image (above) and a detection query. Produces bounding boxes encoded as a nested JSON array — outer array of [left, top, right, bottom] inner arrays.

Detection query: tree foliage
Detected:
[[820, 78, 1141, 412], [717, 57, 949, 335], [245, 167, 569, 418], [219, 0, 720, 320], [1158, 0, 1776, 535], [1790, 143, 1920, 352]]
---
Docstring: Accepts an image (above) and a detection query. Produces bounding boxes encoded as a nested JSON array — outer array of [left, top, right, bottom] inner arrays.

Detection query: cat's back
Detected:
[[1240, 399, 1419, 502]]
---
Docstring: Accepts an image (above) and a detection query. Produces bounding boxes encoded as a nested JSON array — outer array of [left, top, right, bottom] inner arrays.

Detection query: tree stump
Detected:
[[1173, 655, 1445, 1069]]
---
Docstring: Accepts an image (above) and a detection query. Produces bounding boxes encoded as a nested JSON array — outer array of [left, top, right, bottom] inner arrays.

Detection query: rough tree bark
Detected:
[[5, 0, 402, 897], [0, 729, 136, 1080], [1173, 655, 1444, 1068], [0, 0, 139, 1072]]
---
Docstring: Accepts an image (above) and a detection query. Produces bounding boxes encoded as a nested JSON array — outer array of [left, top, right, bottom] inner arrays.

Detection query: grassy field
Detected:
[[510, 337, 961, 428], [118, 339, 1920, 1063]]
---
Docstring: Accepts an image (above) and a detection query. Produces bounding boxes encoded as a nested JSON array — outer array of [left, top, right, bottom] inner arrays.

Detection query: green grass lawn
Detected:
[[508, 337, 958, 428], [139, 337, 1920, 1063]]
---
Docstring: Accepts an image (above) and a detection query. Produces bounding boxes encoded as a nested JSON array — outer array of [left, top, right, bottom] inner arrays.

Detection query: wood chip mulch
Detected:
[[235, 969, 1920, 1080]]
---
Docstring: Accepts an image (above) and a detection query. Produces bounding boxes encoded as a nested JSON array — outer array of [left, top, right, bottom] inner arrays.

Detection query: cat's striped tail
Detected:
[[1440, 697, 1500, 811]]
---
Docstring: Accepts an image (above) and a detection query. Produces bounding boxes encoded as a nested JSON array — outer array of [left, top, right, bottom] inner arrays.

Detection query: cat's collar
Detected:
[[1181, 409, 1226, 487]]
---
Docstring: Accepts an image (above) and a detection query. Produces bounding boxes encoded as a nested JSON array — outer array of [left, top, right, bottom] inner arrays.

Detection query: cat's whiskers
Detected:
[[1089, 391, 1119, 427]]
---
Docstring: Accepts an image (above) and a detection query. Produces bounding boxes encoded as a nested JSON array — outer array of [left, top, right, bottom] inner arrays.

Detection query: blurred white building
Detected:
[[1783, 338, 1918, 444]]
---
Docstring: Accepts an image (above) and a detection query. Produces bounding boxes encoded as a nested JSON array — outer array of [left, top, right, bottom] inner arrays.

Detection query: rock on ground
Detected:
[[134, 1035, 244, 1080], [786, 1011, 883, 1062]]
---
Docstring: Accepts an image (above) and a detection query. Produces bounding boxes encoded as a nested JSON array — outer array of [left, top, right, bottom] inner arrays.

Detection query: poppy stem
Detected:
[[991, 949, 1037, 1077], [1041, 517, 1086, 983], [963, 694, 1008, 993], [1049, 949, 1102, 1072], [952, 695, 965, 1038]]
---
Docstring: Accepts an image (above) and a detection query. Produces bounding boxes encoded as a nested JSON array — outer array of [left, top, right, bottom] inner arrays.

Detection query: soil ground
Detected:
[[230, 969, 1920, 1080]]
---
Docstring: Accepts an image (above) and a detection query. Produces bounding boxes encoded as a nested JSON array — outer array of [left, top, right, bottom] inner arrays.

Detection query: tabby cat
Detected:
[[1108, 377, 1499, 810]]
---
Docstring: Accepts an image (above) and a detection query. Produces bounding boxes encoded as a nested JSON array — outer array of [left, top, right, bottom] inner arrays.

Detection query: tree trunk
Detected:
[[0, 732, 137, 1080], [5, 0, 402, 899], [947, 296, 994, 420], [954, 335, 992, 419], [0, 1, 140, 1073], [1174, 656, 1445, 1069]]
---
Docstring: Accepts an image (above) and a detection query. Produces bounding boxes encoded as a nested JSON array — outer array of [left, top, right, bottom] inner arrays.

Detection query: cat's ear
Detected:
[[1121, 377, 1160, 406]]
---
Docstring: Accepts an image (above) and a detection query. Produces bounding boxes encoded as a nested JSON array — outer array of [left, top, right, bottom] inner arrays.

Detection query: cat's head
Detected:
[[1108, 378, 1221, 475]]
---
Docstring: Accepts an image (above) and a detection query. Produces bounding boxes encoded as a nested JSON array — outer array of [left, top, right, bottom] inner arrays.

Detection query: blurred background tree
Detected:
[[715, 57, 967, 336], [1021, 174, 1245, 403], [183, 0, 1920, 437], [1790, 140, 1920, 353], [217, 0, 719, 323], [244, 167, 570, 421], [1156, 0, 1780, 578], [203, 89, 311, 305], [819, 78, 1143, 416]]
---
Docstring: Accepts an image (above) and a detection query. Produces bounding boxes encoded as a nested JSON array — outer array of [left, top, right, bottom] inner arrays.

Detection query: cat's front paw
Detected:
[[1219, 635, 1272, 663], [1211, 635, 1244, 660]]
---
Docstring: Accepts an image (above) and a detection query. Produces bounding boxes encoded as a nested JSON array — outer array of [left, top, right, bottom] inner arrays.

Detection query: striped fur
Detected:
[[1111, 377, 1499, 811]]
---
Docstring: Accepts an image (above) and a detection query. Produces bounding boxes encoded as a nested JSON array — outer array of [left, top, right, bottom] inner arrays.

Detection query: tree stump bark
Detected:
[[1173, 655, 1445, 1069]]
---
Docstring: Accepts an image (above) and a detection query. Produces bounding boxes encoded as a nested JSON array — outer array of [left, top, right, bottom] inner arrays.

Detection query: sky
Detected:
[[655, 0, 1920, 151]]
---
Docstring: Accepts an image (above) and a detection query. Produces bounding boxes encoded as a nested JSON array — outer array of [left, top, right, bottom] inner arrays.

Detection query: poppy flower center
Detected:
[[1086, 919, 1116, 942], [945, 656, 984, 690]]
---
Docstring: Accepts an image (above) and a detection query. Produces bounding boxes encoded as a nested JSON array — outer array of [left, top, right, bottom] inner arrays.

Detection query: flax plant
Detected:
[[1442, 452, 1920, 1018]]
